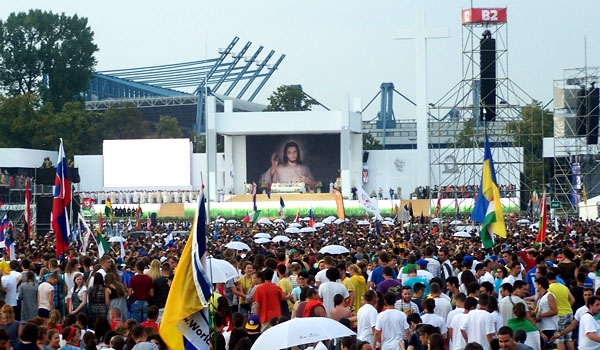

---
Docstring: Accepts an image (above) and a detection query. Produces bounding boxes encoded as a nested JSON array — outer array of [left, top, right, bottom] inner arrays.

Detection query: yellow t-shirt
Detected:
[[238, 275, 253, 305], [349, 275, 367, 313], [548, 282, 572, 316], [279, 277, 294, 312]]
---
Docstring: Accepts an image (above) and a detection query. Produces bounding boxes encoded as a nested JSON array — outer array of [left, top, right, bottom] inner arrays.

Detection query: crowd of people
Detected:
[[0, 213, 600, 349]]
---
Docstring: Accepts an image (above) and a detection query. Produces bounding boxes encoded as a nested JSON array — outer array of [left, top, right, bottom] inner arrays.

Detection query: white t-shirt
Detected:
[[433, 296, 453, 322], [38, 282, 54, 310], [578, 312, 600, 350], [499, 295, 528, 326], [449, 312, 468, 350], [375, 309, 409, 350], [2, 273, 18, 306], [314, 269, 330, 285], [356, 304, 378, 344], [421, 313, 447, 335], [460, 309, 495, 350], [318, 282, 349, 317], [479, 272, 495, 285]]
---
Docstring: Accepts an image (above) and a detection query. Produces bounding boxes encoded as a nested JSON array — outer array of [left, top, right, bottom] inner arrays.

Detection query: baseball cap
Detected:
[[245, 314, 260, 331], [416, 259, 428, 267], [463, 256, 473, 264]]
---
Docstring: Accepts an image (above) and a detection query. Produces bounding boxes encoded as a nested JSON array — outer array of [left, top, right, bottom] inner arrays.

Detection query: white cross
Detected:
[[395, 11, 449, 187]]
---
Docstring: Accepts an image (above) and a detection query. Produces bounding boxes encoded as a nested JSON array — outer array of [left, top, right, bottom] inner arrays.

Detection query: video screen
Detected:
[[103, 139, 191, 188], [246, 134, 340, 192]]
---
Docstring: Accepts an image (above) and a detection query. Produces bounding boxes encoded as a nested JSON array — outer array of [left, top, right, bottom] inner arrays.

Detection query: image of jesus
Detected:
[[260, 141, 316, 191]]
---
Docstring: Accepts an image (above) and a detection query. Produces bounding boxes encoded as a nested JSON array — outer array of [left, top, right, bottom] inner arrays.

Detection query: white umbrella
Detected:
[[272, 236, 291, 243], [273, 218, 286, 224], [431, 217, 444, 224], [257, 218, 273, 225], [253, 232, 271, 239], [517, 219, 531, 224], [314, 222, 325, 228], [226, 219, 237, 224], [382, 221, 395, 226], [322, 217, 334, 225], [357, 220, 370, 226], [215, 217, 226, 223], [206, 257, 238, 284], [254, 237, 271, 244], [108, 236, 125, 243], [449, 220, 463, 225], [318, 245, 350, 254], [288, 223, 302, 228], [453, 231, 472, 238], [225, 241, 250, 251], [300, 227, 316, 233], [250, 317, 355, 350], [334, 218, 345, 225], [284, 227, 300, 234]]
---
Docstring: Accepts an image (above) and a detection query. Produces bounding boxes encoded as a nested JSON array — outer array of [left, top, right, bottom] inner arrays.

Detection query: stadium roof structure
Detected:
[[84, 37, 284, 133]]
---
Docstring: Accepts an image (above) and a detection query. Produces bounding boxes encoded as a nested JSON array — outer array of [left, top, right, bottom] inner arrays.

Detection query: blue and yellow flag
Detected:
[[471, 136, 507, 248], [160, 193, 211, 349]]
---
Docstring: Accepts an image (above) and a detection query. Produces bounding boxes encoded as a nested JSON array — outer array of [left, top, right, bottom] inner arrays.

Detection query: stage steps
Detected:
[[158, 203, 185, 217]]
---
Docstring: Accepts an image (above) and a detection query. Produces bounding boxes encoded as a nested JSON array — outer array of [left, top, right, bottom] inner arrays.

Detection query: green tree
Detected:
[[505, 102, 553, 186], [32, 101, 103, 155], [101, 103, 150, 139], [453, 118, 477, 148], [155, 115, 183, 138], [0, 94, 41, 148], [363, 133, 383, 150], [0, 10, 98, 110], [264, 85, 318, 111]]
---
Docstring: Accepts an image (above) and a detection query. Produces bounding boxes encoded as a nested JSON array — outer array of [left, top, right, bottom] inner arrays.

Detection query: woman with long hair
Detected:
[[216, 296, 233, 331], [47, 310, 62, 332], [68, 272, 88, 316], [88, 273, 109, 327], [146, 260, 162, 281], [459, 270, 477, 295], [105, 272, 129, 321], [348, 264, 367, 313], [64, 259, 79, 292], [1, 304, 22, 348]]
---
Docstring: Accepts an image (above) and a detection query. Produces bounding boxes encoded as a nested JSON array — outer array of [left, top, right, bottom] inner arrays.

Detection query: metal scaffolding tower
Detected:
[[552, 67, 600, 209], [428, 8, 540, 211]]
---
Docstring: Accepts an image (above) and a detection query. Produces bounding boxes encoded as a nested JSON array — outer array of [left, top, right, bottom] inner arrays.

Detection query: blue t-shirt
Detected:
[[369, 265, 397, 287]]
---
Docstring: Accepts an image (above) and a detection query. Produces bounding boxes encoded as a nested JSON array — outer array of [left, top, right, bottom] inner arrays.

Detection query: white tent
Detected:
[[579, 195, 600, 220]]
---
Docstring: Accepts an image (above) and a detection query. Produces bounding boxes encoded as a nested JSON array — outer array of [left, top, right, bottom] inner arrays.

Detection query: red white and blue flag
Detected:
[[308, 205, 315, 228], [52, 139, 71, 258]]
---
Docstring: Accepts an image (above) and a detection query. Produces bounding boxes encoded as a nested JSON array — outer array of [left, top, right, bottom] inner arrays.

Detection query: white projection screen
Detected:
[[103, 139, 192, 188]]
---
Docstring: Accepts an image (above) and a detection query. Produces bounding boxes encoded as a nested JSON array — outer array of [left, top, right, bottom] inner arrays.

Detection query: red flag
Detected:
[[294, 209, 300, 223], [433, 195, 442, 217], [536, 195, 547, 243], [512, 209, 518, 228], [24, 178, 31, 240], [52, 139, 71, 258], [99, 212, 104, 232]]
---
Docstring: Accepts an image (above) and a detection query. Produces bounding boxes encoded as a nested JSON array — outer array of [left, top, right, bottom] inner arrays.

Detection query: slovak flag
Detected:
[[308, 206, 315, 228], [52, 139, 71, 258]]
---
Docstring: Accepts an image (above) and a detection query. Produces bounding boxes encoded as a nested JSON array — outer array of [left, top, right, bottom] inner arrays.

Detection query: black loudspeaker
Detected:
[[150, 212, 157, 227], [35, 167, 80, 185], [577, 87, 587, 136], [362, 151, 369, 163], [587, 86, 599, 144], [480, 33, 496, 121], [36, 195, 53, 225]]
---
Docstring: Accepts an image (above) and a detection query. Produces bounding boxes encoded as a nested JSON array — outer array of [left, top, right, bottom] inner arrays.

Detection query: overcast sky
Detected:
[[2, 1, 599, 119]]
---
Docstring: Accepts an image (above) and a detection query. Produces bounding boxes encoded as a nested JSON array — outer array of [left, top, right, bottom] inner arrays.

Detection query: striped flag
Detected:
[[52, 139, 71, 258], [135, 201, 142, 230], [105, 198, 114, 223], [433, 195, 442, 217], [308, 206, 315, 228], [536, 194, 547, 243], [471, 136, 507, 249], [96, 228, 110, 258], [160, 192, 211, 349], [24, 178, 31, 240], [242, 210, 261, 224]]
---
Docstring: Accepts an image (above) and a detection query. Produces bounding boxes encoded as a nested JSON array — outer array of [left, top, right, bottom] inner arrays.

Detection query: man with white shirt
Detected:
[[374, 291, 411, 350], [577, 295, 600, 350], [357, 290, 378, 346], [477, 262, 495, 285], [499, 283, 531, 326], [430, 282, 452, 322], [461, 295, 496, 350], [424, 246, 441, 278], [449, 294, 473, 350], [421, 297, 447, 339], [416, 259, 434, 282], [502, 261, 522, 286]]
